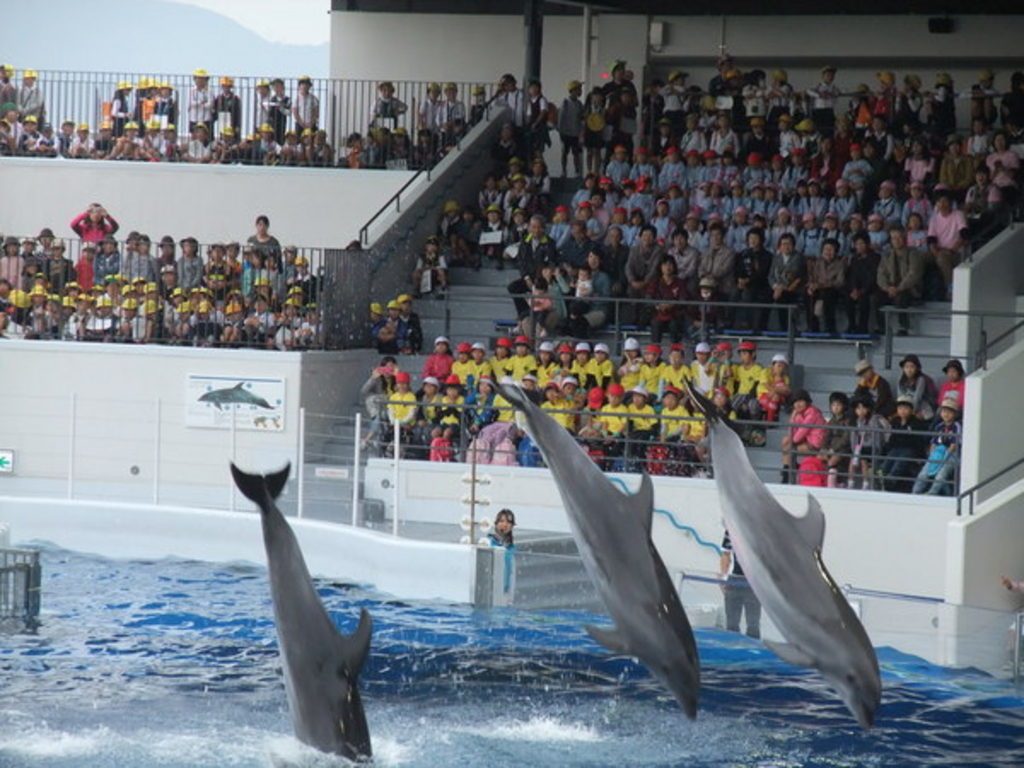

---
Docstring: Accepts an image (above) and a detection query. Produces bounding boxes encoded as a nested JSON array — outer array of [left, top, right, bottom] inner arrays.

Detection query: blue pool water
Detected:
[[1, 545, 1023, 767]]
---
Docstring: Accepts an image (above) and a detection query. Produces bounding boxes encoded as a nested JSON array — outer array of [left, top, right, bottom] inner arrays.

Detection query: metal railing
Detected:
[[0, 547, 41, 631], [880, 305, 1024, 371], [430, 287, 802, 363], [956, 454, 1024, 516], [4, 69, 493, 170], [2, 235, 334, 349], [368, 397, 960, 496]]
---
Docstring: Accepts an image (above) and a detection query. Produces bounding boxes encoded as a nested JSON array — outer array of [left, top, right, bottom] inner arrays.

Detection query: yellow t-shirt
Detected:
[[588, 358, 614, 390], [508, 353, 538, 381], [466, 359, 492, 389], [450, 358, 475, 386], [659, 404, 690, 439], [536, 360, 559, 388], [387, 390, 418, 424], [683, 412, 707, 441], [542, 396, 576, 431], [639, 362, 664, 395], [627, 403, 658, 431], [420, 393, 443, 423], [597, 402, 630, 436], [490, 354, 514, 379], [660, 363, 690, 394], [618, 358, 642, 391], [759, 369, 790, 399], [571, 359, 592, 388], [439, 394, 464, 425], [493, 393, 515, 422], [733, 362, 765, 396]]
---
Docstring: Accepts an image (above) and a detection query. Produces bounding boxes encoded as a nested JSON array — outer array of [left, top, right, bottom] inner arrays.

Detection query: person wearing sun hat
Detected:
[[292, 75, 319, 136], [912, 395, 962, 496], [186, 68, 213, 134]]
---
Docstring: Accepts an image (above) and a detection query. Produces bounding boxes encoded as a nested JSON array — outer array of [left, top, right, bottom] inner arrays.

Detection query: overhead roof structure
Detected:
[[332, 0, 1021, 15]]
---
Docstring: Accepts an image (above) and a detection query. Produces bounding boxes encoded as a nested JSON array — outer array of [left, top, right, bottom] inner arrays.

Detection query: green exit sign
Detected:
[[0, 450, 14, 473]]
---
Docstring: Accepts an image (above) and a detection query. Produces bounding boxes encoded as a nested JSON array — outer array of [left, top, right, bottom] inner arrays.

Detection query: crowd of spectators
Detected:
[[0, 66, 499, 170], [781, 355, 964, 495], [0, 208, 321, 349], [417, 62, 1024, 341], [363, 327, 964, 493]]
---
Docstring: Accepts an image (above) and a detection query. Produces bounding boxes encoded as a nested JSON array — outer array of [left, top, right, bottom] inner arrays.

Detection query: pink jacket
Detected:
[[422, 352, 453, 382], [790, 405, 827, 449], [70, 211, 120, 243]]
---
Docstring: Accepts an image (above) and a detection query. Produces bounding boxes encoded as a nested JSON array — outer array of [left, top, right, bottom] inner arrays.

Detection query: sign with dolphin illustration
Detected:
[[187, 375, 285, 431]]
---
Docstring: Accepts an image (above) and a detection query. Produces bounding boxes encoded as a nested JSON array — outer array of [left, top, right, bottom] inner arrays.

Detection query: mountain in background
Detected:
[[2, 0, 328, 78]]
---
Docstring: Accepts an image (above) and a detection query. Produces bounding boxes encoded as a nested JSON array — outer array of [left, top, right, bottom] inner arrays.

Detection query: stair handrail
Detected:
[[956, 454, 1024, 516], [358, 167, 428, 247]]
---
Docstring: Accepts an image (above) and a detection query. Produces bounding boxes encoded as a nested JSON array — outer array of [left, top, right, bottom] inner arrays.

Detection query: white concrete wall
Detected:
[[948, 477, 1024, 609], [330, 13, 586, 89], [0, 342, 380, 508], [0, 340, 303, 497], [0, 157, 415, 248], [951, 225, 1024, 363], [363, 458, 956, 600], [0, 497, 477, 603], [959, 339, 1024, 497]]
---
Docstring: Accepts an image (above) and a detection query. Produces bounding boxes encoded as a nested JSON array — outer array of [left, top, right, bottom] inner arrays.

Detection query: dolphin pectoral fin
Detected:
[[342, 608, 373, 677], [629, 472, 656, 536], [764, 639, 816, 668], [796, 493, 826, 550], [585, 624, 631, 655]]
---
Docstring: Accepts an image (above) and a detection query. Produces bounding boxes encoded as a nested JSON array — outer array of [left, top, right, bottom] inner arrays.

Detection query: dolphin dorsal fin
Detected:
[[796, 493, 826, 550], [342, 608, 373, 677], [585, 623, 631, 655], [233, 382, 246, 390], [630, 473, 656, 536]]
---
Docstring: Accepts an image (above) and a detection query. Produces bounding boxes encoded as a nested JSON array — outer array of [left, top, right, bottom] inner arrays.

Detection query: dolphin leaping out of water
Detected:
[[498, 384, 701, 718], [684, 381, 881, 729], [230, 463, 373, 760]]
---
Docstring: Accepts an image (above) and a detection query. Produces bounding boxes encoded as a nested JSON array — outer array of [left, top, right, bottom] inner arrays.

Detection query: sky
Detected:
[[165, 0, 330, 46], [4, 0, 331, 78]]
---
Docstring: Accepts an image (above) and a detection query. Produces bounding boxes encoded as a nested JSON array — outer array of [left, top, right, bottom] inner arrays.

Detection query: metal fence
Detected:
[[8, 69, 492, 167], [369, 398, 962, 497], [0, 548, 41, 631], [2, 235, 341, 349]]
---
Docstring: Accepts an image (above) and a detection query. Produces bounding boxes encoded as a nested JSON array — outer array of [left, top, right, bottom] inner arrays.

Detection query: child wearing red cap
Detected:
[[508, 335, 538, 381], [450, 342, 475, 386], [490, 337, 514, 379]]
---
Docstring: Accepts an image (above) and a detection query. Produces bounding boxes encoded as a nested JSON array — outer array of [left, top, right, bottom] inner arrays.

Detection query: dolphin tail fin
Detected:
[[343, 608, 373, 677], [230, 462, 291, 506]]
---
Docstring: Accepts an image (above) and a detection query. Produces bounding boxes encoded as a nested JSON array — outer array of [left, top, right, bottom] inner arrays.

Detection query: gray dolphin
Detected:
[[230, 463, 373, 760], [685, 381, 881, 729], [200, 382, 274, 410], [499, 384, 700, 718]]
